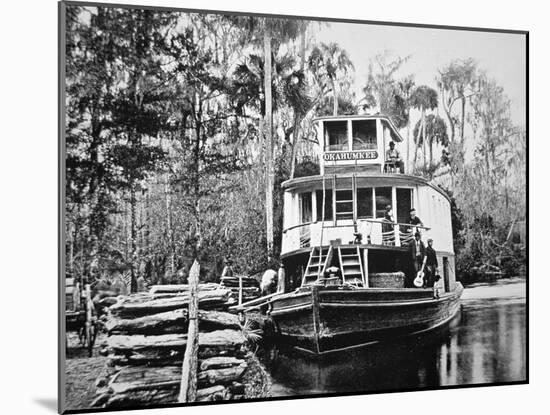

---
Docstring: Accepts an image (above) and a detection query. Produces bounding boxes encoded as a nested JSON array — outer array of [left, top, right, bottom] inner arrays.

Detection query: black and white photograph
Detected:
[[58, 1, 527, 412]]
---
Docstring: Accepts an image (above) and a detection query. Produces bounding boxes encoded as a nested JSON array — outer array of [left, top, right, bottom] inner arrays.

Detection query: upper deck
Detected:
[[280, 114, 454, 258], [314, 114, 404, 175]]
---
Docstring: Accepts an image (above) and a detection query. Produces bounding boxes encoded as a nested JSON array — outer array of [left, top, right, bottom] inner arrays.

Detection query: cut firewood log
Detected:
[[196, 385, 228, 401], [199, 356, 245, 371], [102, 388, 179, 408], [220, 277, 260, 288], [107, 333, 187, 351], [107, 329, 245, 351], [105, 309, 241, 335], [149, 283, 221, 294], [109, 289, 231, 318], [105, 329, 247, 366], [108, 366, 182, 394], [197, 363, 247, 387]]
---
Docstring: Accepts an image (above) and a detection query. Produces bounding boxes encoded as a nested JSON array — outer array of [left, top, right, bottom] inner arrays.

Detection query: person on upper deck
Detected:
[[382, 205, 394, 232], [382, 205, 395, 245], [385, 141, 404, 173], [408, 208, 424, 233]]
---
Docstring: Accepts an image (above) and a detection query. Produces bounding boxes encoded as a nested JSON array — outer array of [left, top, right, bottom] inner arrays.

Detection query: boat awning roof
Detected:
[[312, 114, 404, 143]]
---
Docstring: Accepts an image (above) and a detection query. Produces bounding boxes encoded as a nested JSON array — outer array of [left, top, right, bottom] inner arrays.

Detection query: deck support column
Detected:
[[362, 248, 369, 287]]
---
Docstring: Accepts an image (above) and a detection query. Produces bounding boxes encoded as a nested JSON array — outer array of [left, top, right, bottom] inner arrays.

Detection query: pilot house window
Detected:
[[352, 120, 377, 150], [299, 192, 312, 224], [375, 187, 392, 218], [315, 189, 333, 221], [357, 188, 373, 218], [324, 121, 348, 151]]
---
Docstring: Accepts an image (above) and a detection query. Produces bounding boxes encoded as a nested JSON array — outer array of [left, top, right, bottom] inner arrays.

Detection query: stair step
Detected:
[[336, 200, 353, 203], [342, 261, 361, 266]]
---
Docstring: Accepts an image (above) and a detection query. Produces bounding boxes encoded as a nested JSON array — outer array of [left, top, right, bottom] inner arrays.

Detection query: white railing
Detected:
[[281, 219, 431, 254]]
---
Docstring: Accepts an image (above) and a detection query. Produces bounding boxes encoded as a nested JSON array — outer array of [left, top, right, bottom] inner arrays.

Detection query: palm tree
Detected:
[[410, 85, 438, 170], [397, 76, 416, 173], [308, 42, 354, 116], [413, 114, 449, 166]]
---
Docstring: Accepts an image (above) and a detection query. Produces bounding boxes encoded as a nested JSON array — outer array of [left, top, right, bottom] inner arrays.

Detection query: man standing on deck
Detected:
[[425, 238, 439, 287], [408, 232, 426, 286]]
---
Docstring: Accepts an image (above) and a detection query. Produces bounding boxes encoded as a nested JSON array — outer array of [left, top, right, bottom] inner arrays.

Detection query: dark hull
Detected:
[[268, 283, 463, 355]]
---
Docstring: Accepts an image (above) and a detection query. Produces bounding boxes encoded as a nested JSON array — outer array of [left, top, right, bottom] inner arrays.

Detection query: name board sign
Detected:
[[323, 151, 378, 162]]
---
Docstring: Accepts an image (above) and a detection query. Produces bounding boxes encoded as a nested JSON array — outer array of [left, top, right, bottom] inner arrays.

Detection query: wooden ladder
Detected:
[[338, 245, 365, 286], [302, 246, 333, 286]]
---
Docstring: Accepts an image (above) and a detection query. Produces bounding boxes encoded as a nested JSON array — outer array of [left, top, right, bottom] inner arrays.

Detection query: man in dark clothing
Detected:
[[382, 205, 395, 245], [425, 238, 439, 287], [408, 232, 426, 286], [408, 208, 424, 233]]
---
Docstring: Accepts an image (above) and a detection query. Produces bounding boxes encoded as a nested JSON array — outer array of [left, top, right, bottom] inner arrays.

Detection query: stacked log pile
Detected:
[[220, 276, 261, 303], [92, 284, 254, 408]]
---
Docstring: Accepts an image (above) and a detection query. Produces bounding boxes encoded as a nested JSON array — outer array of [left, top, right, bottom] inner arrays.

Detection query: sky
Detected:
[[313, 21, 526, 126]]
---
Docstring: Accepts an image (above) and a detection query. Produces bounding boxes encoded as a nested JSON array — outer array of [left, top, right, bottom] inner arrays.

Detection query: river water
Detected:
[[265, 278, 527, 396]]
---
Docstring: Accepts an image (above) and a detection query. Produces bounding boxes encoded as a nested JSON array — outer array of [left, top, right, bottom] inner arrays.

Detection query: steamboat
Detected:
[[263, 114, 463, 355]]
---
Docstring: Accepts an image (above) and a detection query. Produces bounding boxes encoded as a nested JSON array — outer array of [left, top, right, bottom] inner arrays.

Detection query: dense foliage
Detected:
[[65, 6, 526, 289]]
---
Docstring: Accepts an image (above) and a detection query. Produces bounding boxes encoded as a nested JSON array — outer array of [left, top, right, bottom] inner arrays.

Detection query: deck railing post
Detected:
[[394, 224, 401, 247]]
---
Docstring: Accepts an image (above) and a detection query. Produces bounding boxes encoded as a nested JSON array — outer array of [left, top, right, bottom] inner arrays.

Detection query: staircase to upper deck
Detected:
[[302, 246, 333, 286], [337, 245, 365, 286]]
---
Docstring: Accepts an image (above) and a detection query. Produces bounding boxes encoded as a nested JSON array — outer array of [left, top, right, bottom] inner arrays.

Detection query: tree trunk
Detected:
[[68, 221, 74, 276], [421, 108, 427, 170], [406, 120, 411, 174], [193, 108, 202, 258], [460, 96, 466, 144], [164, 174, 175, 275], [264, 27, 274, 262], [289, 26, 307, 180], [144, 188, 151, 259], [130, 187, 138, 293], [331, 77, 338, 116]]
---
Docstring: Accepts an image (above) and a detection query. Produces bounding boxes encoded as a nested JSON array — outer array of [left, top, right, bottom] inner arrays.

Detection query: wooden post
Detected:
[[363, 248, 369, 288], [238, 275, 243, 306], [178, 260, 200, 403], [311, 286, 321, 354]]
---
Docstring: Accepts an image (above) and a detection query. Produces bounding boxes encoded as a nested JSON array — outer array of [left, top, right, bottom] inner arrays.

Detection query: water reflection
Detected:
[[266, 279, 526, 396]]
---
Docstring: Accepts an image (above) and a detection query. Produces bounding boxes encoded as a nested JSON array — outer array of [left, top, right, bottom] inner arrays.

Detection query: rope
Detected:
[[317, 174, 326, 280]]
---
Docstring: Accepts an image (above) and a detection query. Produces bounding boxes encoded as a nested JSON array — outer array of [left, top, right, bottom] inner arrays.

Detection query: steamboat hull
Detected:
[[268, 283, 463, 355]]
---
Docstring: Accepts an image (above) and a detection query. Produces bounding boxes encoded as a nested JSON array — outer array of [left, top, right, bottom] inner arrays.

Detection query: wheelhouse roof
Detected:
[[313, 114, 404, 143]]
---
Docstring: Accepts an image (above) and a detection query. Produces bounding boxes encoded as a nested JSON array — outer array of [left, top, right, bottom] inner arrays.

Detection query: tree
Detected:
[[361, 52, 411, 129], [410, 85, 438, 170], [308, 42, 354, 116], [396, 76, 416, 172], [105, 8, 176, 291], [437, 58, 478, 144], [412, 114, 449, 167], [231, 17, 305, 263]]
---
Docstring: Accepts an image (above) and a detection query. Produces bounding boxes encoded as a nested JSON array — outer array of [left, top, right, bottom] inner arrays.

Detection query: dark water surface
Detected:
[[265, 278, 526, 396]]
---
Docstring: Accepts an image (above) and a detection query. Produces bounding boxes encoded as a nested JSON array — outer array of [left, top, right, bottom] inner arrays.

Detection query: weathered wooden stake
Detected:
[[178, 260, 200, 403], [238, 276, 243, 306]]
